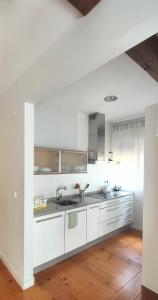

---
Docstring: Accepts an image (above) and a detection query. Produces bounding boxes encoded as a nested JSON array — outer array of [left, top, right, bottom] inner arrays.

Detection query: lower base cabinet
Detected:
[[87, 204, 99, 243], [99, 215, 124, 237], [34, 211, 65, 267], [34, 195, 134, 268], [65, 207, 87, 253], [99, 195, 134, 237]]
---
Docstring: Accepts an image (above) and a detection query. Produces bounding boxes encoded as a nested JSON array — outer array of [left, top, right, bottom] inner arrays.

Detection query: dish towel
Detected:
[[68, 212, 78, 229]]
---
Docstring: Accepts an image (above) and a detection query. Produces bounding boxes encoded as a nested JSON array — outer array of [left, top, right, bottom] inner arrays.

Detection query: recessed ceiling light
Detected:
[[104, 96, 118, 102]]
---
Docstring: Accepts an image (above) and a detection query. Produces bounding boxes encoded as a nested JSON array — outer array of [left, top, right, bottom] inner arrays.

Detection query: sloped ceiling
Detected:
[[1, 0, 158, 105], [0, 0, 79, 95]]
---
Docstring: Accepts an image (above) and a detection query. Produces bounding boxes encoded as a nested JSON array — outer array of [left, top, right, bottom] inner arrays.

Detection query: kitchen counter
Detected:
[[34, 191, 133, 218]]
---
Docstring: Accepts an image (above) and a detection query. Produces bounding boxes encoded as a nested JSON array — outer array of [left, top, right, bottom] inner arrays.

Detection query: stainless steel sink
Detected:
[[55, 199, 78, 206]]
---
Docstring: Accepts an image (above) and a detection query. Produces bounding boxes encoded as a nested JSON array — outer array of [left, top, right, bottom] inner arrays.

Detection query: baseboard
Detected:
[[0, 251, 34, 290], [22, 277, 35, 290], [131, 223, 142, 231], [142, 284, 158, 296]]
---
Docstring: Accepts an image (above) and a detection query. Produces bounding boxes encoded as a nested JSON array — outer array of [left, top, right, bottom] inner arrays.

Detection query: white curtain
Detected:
[[111, 118, 144, 231]]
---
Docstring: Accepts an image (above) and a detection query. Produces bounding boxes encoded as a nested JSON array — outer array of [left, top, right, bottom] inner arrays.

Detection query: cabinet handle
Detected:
[[107, 206, 120, 212], [125, 202, 133, 206], [125, 208, 133, 213], [125, 214, 133, 219], [77, 209, 86, 213], [36, 214, 63, 223], [68, 209, 86, 215], [124, 217, 133, 222], [125, 197, 133, 201], [106, 218, 119, 225], [100, 201, 119, 210], [108, 201, 119, 206], [89, 205, 99, 209]]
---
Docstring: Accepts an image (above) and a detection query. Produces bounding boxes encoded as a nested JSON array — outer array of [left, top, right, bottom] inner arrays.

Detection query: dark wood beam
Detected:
[[127, 35, 158, 82], [67, 0, 101, 16]]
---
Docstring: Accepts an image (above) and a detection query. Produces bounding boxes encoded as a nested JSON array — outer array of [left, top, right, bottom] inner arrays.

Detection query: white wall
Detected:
[[34, 164, 108, 198], [142, 103, 158, 294], [77, 113, 88, 151], [35, 102, 112, 152], [35, 102, 78, 150], [0, 101, 34, 289], [34, 104, 112, 197]]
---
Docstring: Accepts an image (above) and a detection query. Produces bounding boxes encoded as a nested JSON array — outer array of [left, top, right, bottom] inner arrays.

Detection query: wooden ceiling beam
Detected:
[[127, 35, 158, 82], [67, 0, 101, 16]]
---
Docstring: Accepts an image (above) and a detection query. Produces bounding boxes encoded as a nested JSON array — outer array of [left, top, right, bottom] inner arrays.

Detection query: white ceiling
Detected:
[[42, 54, 158, 121], [0, 0, 79, 94], [1, 0, 158, 106]]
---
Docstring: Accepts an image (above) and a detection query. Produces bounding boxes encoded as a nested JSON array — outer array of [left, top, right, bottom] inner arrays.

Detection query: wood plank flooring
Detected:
[[0, 229, 158, 299]]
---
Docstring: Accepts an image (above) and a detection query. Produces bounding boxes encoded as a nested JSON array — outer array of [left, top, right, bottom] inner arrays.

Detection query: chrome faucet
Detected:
[[56, 185, 67, 200], [75, 183, 89, 200], [80, 184, 89, 199]]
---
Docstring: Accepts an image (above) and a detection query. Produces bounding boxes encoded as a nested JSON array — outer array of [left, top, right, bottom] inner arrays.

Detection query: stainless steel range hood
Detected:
[[88, 113, 105, 164]]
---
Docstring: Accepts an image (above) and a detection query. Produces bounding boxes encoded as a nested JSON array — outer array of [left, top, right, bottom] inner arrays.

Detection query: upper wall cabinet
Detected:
[[34, 147, 87, 175], [34, 148, 59, 174], [61, 150, 87, 173]]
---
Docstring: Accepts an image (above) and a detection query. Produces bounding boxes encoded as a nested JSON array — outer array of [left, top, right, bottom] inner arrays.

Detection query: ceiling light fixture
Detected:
[[104, 96, 118, 102]]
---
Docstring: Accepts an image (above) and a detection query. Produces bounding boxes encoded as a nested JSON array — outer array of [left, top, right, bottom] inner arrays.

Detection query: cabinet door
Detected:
[[65, 207, 87, 253], [87, 204, 99, 243], [34, 148, 59, 174], [61, 150, 87, 173], [34, 212, 65, 267]]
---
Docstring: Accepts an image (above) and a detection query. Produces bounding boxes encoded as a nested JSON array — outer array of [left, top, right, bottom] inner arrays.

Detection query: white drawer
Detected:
[[99, 195, 133, 209], [100, 198, 120, 209], [99, 215, 124, 237], [123, 199, 133, 207], [123, 213, 133, 225], [122, 202, 133, 215], [123, 195, 133, 202], [99, 205, 123, 223]]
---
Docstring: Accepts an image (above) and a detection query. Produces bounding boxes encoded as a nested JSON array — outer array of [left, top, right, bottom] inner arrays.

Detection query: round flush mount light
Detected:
[[104, 96, 118, 102]]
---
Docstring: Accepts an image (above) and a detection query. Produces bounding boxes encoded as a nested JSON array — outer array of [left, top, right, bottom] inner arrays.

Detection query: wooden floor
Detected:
[[0, 230, 158, 300]]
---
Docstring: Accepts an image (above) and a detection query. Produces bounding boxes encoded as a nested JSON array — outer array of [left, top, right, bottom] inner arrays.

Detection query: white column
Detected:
[[23, 103, 34, 289], [142, 103, 158, 294]]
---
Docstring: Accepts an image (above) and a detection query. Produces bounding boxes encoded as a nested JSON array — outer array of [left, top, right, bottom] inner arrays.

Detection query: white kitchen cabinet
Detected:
[[65, 207, 87, 253], [123, 213, 133, 225], [99, 195, 134, 238], [100, 198, 121, 209], [34, 194, 134, 268], [87, 204, 99, 243], [99, 215, 124, 237], [34, 147, 87, 174], [61, 150, 87, 173], [99, 204, 123, 223], [34, 211, 65, 267]]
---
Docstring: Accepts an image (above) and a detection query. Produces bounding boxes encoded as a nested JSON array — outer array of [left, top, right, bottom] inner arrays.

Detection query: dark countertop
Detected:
[[34, 191, 133, 219]]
